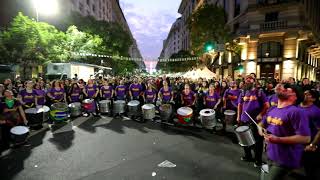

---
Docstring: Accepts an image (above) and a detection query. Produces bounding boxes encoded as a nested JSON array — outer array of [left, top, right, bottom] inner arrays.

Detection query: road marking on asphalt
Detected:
[[158, 160, 176, 168], [92, 116, 113, 127], [51, 117, 90, 135]]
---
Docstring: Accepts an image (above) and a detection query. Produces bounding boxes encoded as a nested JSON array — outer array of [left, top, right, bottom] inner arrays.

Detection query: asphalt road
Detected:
[[0, 115, 260, 180]]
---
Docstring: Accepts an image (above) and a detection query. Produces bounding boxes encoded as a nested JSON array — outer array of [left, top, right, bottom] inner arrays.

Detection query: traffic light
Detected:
[[204, 41, 215, 52], [238, 65, 244, 74]]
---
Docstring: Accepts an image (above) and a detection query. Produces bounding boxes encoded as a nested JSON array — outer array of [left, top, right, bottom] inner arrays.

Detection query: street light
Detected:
[[32, 0, 58, 21]]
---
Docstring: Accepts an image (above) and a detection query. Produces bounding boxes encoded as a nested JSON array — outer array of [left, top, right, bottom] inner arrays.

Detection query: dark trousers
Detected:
[[0, 125, 12, 149], [266, 163, 292, 180], [303, 150, 320, 180], [240, 122, 264, 163]]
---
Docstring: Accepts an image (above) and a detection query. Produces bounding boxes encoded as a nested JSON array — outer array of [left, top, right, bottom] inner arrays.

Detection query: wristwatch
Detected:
[[310, 143, 318, 149]]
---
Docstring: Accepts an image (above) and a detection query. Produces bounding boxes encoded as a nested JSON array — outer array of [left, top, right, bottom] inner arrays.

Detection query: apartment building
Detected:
[[71, 0, 113, 22], [160, 18, 183, 58]]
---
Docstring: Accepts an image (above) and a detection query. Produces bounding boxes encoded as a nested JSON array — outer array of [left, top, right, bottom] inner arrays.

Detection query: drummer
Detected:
[[115, 80, 127, 100], [268, 93, 278, 107], [34, 82, 46, 106], [143, 82, 157, 104], [83, 79, 99, 116], [129, 78, 143, 101], [181, 84, 196, 112], [47, 80, 66, 105], [18, 81, 37, 109], [237, 75, 269, 167], [100, 79, 114, 100], [68, 83, 82, 103], [258, 84, 310, 180], [204, 83, 221, 110], [158, 80, 173, 104], [223, 81, 240, 111], [0, 90, 28, 149]]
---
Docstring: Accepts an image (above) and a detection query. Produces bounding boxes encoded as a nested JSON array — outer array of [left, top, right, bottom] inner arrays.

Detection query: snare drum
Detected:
[[142, 104, 155, 120], [50, 103, 69, 122], [82, 99, 96, 113], [200, 109, 216, 129], [177, 107, 193, 124], [234, 125, 256, 146]]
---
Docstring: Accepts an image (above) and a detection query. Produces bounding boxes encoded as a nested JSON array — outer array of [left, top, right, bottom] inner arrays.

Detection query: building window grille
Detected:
[[258, 41, 283, 58], [265, 12, 279, 22]]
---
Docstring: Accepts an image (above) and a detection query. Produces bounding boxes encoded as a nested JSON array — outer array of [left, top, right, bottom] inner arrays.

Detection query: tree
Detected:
[[188, 4, 231, 56], [156, 50, 196, 72]]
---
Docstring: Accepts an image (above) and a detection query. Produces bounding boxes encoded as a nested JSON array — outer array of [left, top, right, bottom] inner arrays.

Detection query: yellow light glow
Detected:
[[275, 64, 280, 71], [228, 52, 232, 63], [248, 52, 256, 60], [246, 61, 256, 75], [241, 44, 247, 60], [33, 0, 58, 16], [219, 52, 223, 65]]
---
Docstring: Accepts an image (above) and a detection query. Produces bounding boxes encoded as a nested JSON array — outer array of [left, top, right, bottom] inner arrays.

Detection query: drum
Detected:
[[99, 100, 111, 113], [224, 110, 236, 125], [200, 109, 216, 129], [25, 108, 43, 129], [127, 100, 140, 116], [113, 100, 126, 114], [142, 104, 155, 120], [177, 107, 193, 124], [69, 102, 82, 117], [10, 126, 29, 144], [36, 105, 50, 121], [234, 126, 256, 146], [260, 164, 269, 180], [82, 99, 96, 113], [159, 104, 172, 122], [50, 103, 69, 122]]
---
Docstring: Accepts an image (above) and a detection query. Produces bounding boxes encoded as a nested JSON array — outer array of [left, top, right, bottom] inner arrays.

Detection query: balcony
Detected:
[[260, 20, 287, 31], [248, 0, 301, 11]]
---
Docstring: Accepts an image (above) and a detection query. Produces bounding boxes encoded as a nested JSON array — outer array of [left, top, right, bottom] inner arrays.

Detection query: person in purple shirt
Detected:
[[158, 80, 173, 103], [47, 80, 66, 104], [115, 80, 126, 100], [237, 75, 269, 167], [204, 84, 221, 109], [143, 82, 157, 104], [268, 94, 278, 107], [259, 84, 310, 180], [34, 82, 46, 106], [299, 90, 320, 179], [83, 79, 99, 99], [223, 81, 240, 111], [181, 84, 196, 107], [18, 81, 37, 109], [129, 78, 143, 100], [68, 83, 82, 103], [100, 80, 114, 100]]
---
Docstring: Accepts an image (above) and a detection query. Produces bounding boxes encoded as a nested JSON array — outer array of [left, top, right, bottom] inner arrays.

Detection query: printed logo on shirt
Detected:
[[54, 92, 63, 95], [243, 95, 257, 102], [163, 92, 170, 96], [206, 97, 216, 102], [267, 116, 284, 126], [118, 88, 125, 91], [228, 95, 238, 100], [24, 95, 34, 99]]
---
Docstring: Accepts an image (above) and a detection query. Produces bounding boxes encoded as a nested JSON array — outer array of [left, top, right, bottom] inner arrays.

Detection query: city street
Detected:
[[0, 116, 259, 180]]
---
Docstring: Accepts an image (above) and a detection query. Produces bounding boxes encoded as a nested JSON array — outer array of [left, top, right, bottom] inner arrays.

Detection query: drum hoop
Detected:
[[235, 126, 250, 132], [10, 126, 29, 135]]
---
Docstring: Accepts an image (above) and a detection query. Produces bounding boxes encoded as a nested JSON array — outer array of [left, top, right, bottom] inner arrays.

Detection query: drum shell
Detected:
[[82, 99, 96, 113], [25, 109, 43, 127], [159, 104, 172, 122], [69, 103, 82, 117], [50, 103, 69, 122], [142, 104, 155, 120], [200, 109, 216, 128], [224, 110, 236, 125], [113, 100, 126, 114], [99, 100, 111, 113], [127, 101, 140, 116], [10, 126, 29, 144], [177, 107, 193, 125], [37, 105, 50, 121], [234, 126, 256, 146]]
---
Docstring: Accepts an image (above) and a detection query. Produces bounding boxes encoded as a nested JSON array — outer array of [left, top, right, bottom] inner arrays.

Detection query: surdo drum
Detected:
[[10, 126, 29, 144], [127, 100, 140, 116], [99, 100, 111, 113], [159, 104, 173, 122], [224, 110, 236, 125], [82, 99, 96, 113], [25, 108, 44, 129], [69, 102, 82, 117], [200, 109, 216, 129], [177, 107, 193, 125], [142, 104, 155, 120], [113, 100, 126, 114], [50, 103, 69, 122], [234, 125, 256, 146], [37, 105, 50, 122]]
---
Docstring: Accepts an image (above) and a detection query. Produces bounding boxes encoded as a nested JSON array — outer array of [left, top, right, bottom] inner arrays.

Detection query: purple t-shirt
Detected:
[[268, 94, 278, 107], [159, 87, 172, 102], [262, 105, 310, 168], [101, 86, 113, 99], [182, 90, 195, 106], [205, 92, 220, 108], [145, 89, 157, 102], [130, 83, 142, 98], [85, 84, 98, 98], [238, 89, 267, 123], [49, 88, 64, 100], [116, 85, 126, 98], [223, 89, 240, 110], [35, 89, 46, 105], [70, 88, 81, 102], [299, 104, 320, 146], [19, 89, 36, 104]]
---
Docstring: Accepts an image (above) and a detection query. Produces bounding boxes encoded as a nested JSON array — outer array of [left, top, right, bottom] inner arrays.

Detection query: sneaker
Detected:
[[241, 156, 254, 162], [253, 161, 264, 168]]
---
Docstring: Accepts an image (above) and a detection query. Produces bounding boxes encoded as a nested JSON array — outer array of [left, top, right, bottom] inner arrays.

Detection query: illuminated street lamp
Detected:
[[32, 0, 58, 21]]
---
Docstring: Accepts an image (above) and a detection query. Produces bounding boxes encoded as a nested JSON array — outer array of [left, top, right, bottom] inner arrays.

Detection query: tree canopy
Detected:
[[156, 50, 196, 73]]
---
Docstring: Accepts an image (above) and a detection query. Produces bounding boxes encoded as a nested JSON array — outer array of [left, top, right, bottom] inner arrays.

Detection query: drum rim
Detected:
[[127, 100, 140, 106], [224, 110, 236, 115], [10, 126, 29, 135], [82, 99, 94, 103], [177, 107, 193, 116], [142, 104, 155, 110], [200, 109, 215, 116], [235, 125, 250, 132]]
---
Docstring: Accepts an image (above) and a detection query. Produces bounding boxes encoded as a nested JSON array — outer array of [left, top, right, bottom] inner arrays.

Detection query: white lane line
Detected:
[[51, 117, 89, 135]]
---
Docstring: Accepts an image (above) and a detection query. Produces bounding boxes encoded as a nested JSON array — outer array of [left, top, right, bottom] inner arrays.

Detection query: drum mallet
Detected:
[[244, 111, 267, 135]]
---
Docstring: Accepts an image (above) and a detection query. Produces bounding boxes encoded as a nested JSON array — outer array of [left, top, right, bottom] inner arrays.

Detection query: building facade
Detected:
[[160, 18, 183, 58]]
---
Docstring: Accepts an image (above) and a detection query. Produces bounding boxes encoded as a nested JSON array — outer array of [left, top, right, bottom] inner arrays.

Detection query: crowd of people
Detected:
[[0, 73, 319, 180]]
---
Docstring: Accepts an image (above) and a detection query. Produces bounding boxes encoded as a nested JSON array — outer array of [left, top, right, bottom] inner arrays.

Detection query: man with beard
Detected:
[[259, 84, 310, 180], [237, 75, 269, 167]]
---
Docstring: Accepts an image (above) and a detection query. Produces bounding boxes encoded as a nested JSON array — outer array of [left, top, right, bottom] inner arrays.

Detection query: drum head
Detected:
[[235, 126, 249, 132], [25, 108, 38, 114], [52, 103, 68, 109], [99, 100, 111, 104], [224, 110, 236, 116], [160, 104, 172, 111], [200, 109, 215, 116], [10, 126, 29, 135], [115, 100, 125, 104], [128, 100, 140, 106], [41, 106, 50, 112], [142, 104, 155, 110], [69, 102, 81, 108], [82, 99, 94, 104], [177, 107, 193, 116]]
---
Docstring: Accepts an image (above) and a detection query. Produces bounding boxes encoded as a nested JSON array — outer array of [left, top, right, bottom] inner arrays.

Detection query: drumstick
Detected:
[[244, 111, 267, 134]]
